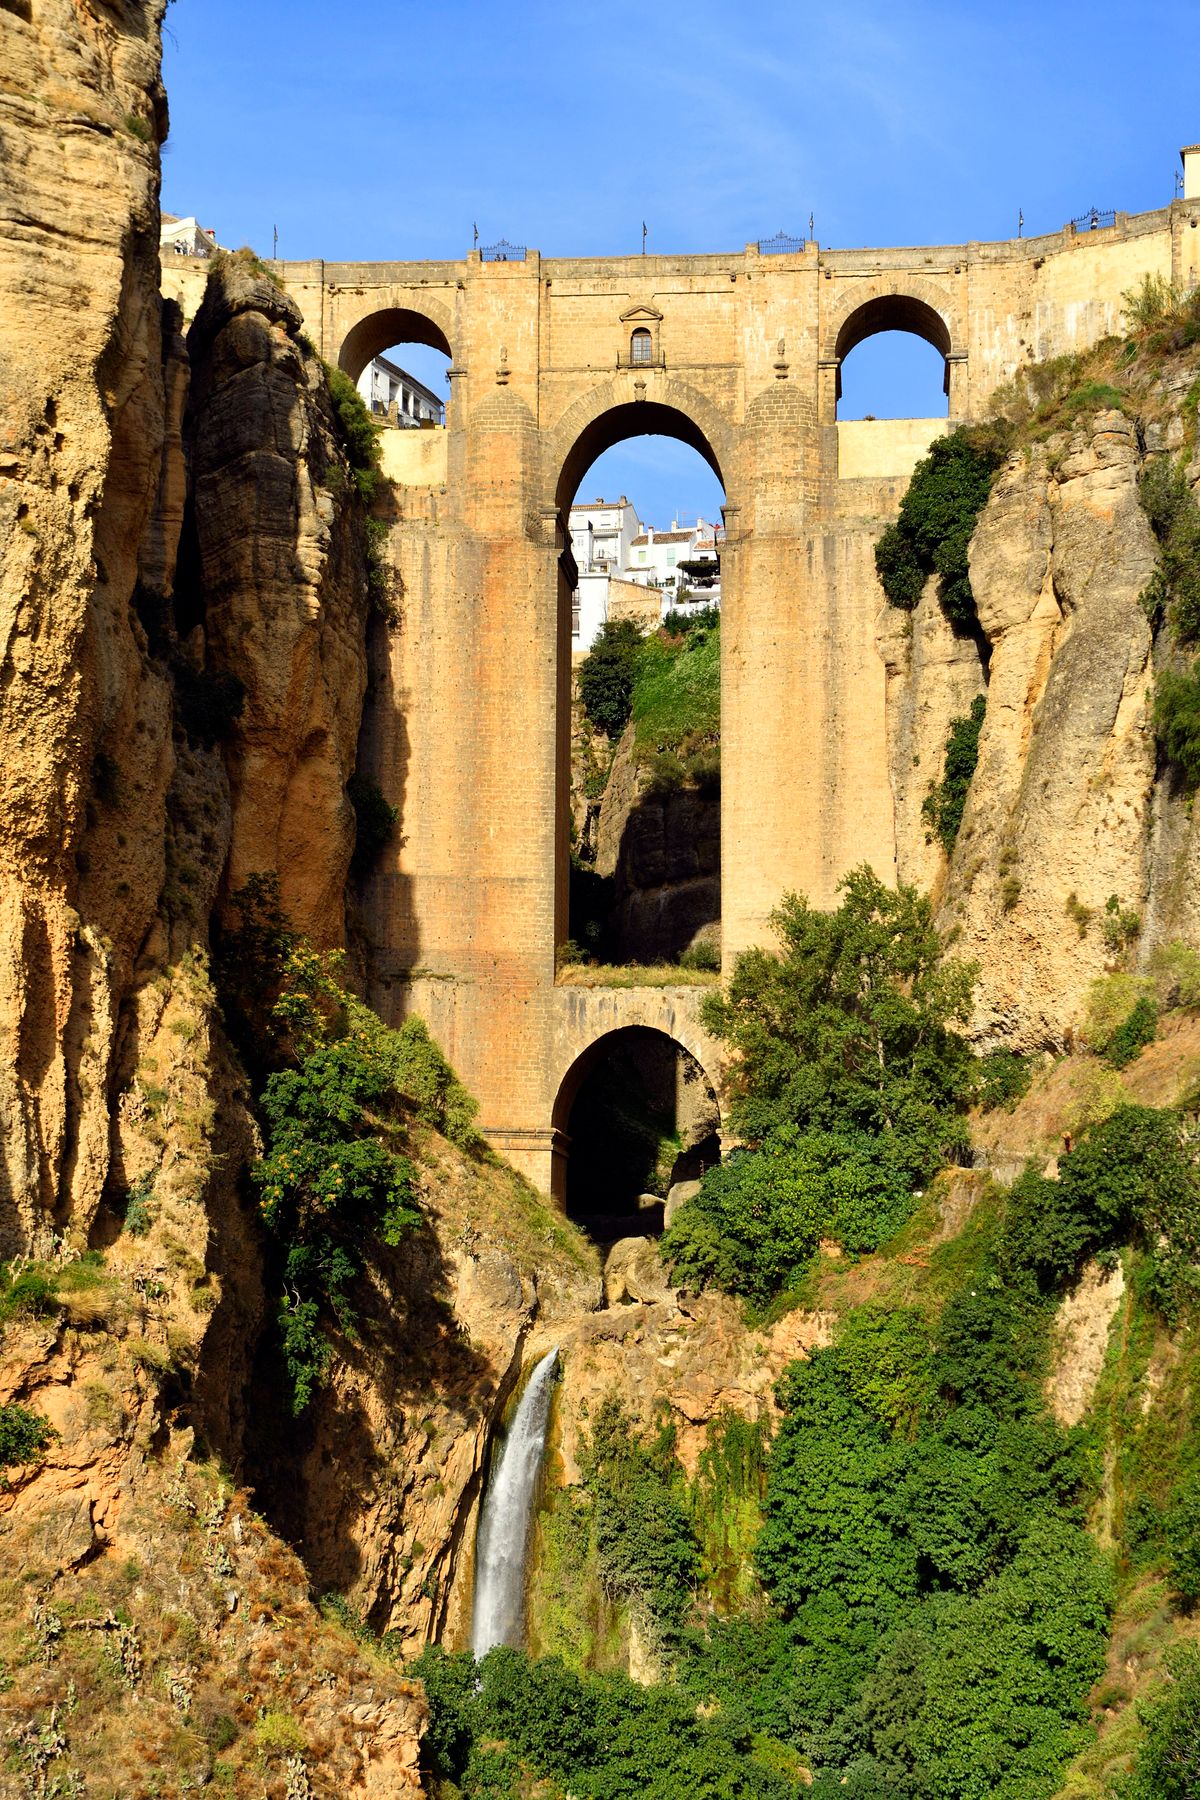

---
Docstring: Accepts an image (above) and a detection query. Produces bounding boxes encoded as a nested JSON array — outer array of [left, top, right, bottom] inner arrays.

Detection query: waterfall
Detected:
[[470, 1346, 559, 1660]]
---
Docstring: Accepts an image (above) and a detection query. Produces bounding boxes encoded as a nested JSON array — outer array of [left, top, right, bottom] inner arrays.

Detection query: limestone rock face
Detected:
[[186, 264, 369, 947], [887, 414, 1171, 1048], [0, 0, 174, 1251], [594, 722, 720, 960]]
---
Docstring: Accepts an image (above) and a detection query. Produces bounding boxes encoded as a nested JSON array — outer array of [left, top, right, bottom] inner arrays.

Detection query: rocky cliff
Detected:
[[880, 374, 1200, 1052]]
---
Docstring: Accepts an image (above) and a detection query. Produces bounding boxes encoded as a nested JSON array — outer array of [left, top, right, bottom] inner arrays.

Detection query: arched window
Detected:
[[630, 327, 653, 365]]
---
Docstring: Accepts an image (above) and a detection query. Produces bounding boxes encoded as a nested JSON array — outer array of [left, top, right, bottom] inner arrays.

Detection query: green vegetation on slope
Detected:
[[577, 613, 720, 769], [217, 875, 477, 1412], [663, 867, 976, 1305], [874, 428, 1008, 627]]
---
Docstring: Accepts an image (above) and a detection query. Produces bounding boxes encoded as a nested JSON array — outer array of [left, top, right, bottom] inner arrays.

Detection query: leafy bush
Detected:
[[0, 1403, 55, 1469], [1155, 660, 1200, 788], [1105, 993, 1158, 1068], [667, 868, 976, 1306], [1119, 1643, 1200, 1800], [220, 879, 478, 1411], [1084, 973, 1155, 1054], [324, 365, 382, 502], [347, 771, 397, 876], [678, 940, 720, 973], [580, 1398, 701, 1638], [702, 866, 976, 1168], [663, 1133, 913, 1305], [976, 1047, 1032, 1112], [1150, 938, 1200, 1009], [1139, 458, 1200, 642], [121, 1172, 155, 1236], [922, 692, 986, 853], [578, 618, 644, 737], [874, 429, 1007, 627], [414, 1642, 802, 1800], [0, 1267, 60, 1321]]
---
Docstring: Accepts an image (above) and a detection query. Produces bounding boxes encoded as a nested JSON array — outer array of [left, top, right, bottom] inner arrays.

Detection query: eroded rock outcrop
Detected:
[[882, 411, 1189, 1049], [593, 721, 720, 961]]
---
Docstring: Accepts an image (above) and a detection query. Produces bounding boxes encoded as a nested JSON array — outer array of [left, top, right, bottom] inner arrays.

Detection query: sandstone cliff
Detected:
[[880, 393, 1200, 1052]]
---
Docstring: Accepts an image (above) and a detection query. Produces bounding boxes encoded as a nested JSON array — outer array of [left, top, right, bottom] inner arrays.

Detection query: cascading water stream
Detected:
[[470, 1346, 559, 1660]]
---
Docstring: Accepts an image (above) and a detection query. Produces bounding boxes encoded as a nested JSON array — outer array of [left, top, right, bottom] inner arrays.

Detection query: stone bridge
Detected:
[[270, 188, 1200, 1195]]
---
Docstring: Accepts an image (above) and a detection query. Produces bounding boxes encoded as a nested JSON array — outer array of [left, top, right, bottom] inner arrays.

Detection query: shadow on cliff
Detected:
[[572, 773, 720, 964], [243, 1212, 494, 1611]]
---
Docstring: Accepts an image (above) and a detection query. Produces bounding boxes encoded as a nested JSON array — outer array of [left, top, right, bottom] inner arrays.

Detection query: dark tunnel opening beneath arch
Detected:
[[560, 1027, 720, 1246]]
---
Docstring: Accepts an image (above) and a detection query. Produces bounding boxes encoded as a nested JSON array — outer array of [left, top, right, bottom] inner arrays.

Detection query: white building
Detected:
[[358, 354, 444, 428], [569, 495, 641, 579], [569, 500, 723, 652], [160, 214, 218, 257], [625, 517, 722, 612]]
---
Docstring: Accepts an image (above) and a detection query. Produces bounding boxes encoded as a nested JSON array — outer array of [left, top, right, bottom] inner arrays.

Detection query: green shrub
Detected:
[[686, 746, 721, 797], [580, 1398, 701, 1638], [1105, 993, 1158, 1068], [0, 1403, 55, 1469], [347, 771, 398, 876], [702, 866, 976, 1165], [874, 429, 1007, 627], [324, 365, 382, 502], [643, 749, 686, 795], [1083, 972, 1154, 1053], [1101, 891, 1142, 954], [663, 1133, 913, 1306], [364, 515, 398, 623], [0, 1267, 60, 1321], [1155, 660, 1200, 787], [975, 1048, 1032, 1112], [1150, 938, 1200, 1008], [120, 1171, 155, 1237], [1117, 1643, 1200, 1800], [578, 618, 644, 737], [922, 693, 986, 853], [678, 941, 720, 973], [1139, 458, 1200, 642]]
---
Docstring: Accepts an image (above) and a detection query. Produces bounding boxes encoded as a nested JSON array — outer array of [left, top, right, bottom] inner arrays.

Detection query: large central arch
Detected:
[[550, 389, 730, 955]]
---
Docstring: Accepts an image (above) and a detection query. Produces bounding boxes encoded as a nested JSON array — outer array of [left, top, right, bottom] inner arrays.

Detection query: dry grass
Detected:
[[556, 962, 718, 989]]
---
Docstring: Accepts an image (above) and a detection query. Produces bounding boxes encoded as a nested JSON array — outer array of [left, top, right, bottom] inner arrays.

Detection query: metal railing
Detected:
[[480, 238, 527, 262], [758, 230, 805, 255], [1071, 207, 1116, 231]]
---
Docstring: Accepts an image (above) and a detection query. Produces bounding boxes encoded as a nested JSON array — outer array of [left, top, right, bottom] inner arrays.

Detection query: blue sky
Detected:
[[163, 0, 1200, 527]]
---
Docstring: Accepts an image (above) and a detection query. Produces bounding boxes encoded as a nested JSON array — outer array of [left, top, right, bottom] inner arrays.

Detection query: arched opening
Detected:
[[554, 403, 725, 971], [338, 308, 453, 454], [834, 295, 952, 421], [554, 1027, 720, 1243]]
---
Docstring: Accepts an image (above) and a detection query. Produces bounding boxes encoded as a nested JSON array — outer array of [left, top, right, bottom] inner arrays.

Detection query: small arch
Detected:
[[833, 295, 952, 405], [552, 1026, 721, 1240], [337, 305, 454, 384]]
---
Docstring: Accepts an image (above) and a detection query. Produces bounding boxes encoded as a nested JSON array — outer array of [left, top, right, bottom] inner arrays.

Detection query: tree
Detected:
[[578, 619, 644, 737], [702, 866, 977, 1174]]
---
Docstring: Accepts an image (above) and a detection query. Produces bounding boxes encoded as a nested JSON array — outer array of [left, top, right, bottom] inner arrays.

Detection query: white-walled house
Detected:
[[624, 518, 722, 608], [358, 355, 444, 427], [569, 496, 641, 580], [570, 505, 722, 652], [160, 214, 218, 257]]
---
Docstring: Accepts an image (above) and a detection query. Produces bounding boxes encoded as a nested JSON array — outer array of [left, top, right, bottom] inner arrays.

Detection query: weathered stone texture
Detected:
[[281, 200, 1200, 1186], [935, 417, 1160, 1047]]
